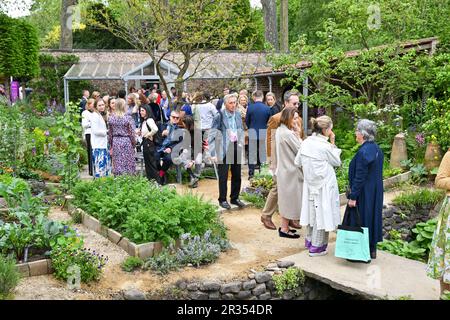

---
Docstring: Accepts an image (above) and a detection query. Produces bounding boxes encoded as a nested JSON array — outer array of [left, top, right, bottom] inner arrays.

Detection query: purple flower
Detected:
[[44, 130, 50, 137], [317, 108, 326, 116], [415, 133, 425, 146], [32, 147, 36, 156]]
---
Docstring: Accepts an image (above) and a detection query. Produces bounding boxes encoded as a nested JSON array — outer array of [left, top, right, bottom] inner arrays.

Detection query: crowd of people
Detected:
[[78, 84, 450, 296]]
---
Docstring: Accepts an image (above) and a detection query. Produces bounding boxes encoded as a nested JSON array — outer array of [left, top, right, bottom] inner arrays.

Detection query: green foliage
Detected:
[[0, 104, 27, 173], [0, 14, 40, 79], [0, 255, 20, 300], [121, 256, 144, 272], [272, 267, 305, 296], [378, 218, 437, 262], [175, 230, 229, 267], [143, 246, 180, 275], [422, 98, 450, 151], [241, 192, 266, 209], [54, 103, 84, 192], [72, 176, 226, 245], [441, 291, 450, 300], [392, 189, 445, 209], [29, 53, 92, 108], [50, 242, 107, 283]]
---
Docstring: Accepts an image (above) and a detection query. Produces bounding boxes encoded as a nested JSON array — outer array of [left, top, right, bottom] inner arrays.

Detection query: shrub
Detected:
[[72, 176, 225, 245], [392, 189, 445, 209], [377, 218, 437, 262], [0, 255, 20, 300], [50, 234, 107, 283], [143, 246, 180, 275], [175, 231, 226, 267], [121, 257, 144, 272], [272, 267, 305, 296]]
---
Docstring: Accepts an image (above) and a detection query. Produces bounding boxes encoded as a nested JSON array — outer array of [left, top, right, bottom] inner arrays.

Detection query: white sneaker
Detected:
[[308, 250, 328, 257]]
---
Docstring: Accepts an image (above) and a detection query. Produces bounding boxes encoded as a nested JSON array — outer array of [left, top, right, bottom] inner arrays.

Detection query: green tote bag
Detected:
[[335, 205, 371, 262]]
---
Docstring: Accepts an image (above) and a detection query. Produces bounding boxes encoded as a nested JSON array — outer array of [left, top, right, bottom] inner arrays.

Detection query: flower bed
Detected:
[[70, 176, 227, 259], [0, 175, 105, 283], [378, 187, 445, 262]]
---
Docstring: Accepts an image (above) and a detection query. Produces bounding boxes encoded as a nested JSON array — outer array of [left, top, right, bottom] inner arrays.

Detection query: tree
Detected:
[[280, 0, 289, 52], [93, 0, 259, 94], [261, 0, 279, 50], [60, 0, 78, 50]]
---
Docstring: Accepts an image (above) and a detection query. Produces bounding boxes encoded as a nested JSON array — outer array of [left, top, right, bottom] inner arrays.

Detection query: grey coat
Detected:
[[208, 109, 245, 163]]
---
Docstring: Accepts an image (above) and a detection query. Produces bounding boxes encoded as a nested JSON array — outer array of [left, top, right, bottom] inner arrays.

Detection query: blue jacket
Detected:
[[208, 109, 244, 162], [157, 123, 184, 153], [347, 141, 384, 248], [245, 102, 271, 140]]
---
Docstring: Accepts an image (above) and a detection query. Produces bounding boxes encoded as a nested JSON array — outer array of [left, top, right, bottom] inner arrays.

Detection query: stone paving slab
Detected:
[[280, 243, 440, 300]]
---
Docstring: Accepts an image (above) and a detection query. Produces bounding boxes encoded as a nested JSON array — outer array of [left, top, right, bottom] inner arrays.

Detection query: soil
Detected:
[[14, 177, 308, 300]]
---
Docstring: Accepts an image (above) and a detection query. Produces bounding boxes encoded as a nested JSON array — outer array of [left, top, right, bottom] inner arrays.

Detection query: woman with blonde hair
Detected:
[[108, 98, 136, 176], [275, 107, 303, 238], [295, 116, 341, 256]]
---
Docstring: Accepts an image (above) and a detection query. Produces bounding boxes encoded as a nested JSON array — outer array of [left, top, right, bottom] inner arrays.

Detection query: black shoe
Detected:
[[230, 199, 245, 208], [370, 251, 377, 259], [219, 201, 231, 210], [278, 228, 300, 239]]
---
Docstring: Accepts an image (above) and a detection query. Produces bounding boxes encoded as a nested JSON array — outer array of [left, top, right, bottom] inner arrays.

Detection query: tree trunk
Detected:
[[159, 0, 169, 51], [280, 0, 289, 52], [261, 0, 279, 51], [59, 0, 78, 50]]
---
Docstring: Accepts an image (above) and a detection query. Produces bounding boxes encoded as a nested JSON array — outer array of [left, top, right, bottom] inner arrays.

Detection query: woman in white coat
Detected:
[[295, 116, 341, 256], [276, 107, 303, 239], [91, 101, 112, 178]]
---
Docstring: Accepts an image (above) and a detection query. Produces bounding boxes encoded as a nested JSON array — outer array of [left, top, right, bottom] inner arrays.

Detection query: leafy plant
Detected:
[[272, 267, 305, 296], [121, 256, 144, 272], [392, 189, 445, 209], [0, 255, 20, 300], [143, 246, 180, 275], [378, 218, 437, 262], [72, 176, 225, 245], [50, 234, 107, 283], [175, 230, 227, 267]]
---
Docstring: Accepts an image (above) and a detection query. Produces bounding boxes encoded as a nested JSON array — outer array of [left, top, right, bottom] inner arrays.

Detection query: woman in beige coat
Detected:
[[275, 107, 303, 238]]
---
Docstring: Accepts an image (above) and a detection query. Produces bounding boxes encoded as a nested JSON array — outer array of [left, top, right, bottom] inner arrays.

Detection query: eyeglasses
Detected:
[[171, 115, 180, 119]]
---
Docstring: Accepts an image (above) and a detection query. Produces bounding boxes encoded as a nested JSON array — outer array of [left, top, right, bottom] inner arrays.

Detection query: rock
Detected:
[[220, 282, 242, 294], [277, 260, 295, 268], [189, 291, 209, 300], [248, 273, 255, 279], [236, 291, 252, 299], [266, 263, 278, 269], [123, 289, 146, 300], [266, 280, 275, 291], [176, 280, 187, 290], [252, 283, 266, 296], [282, 290, 295, 300], [209, 291, 220, 300], [254, 272, 272, 283], [259, 292, 271, 300], [187, 283, 199, 291], [266, 267, 281, 272], [250, 269, 257, 273], [308, 289, 319, 300], [200, 281, 221, 291], [274, 271, 282, 275], [383, 210, 393, 218], [249, 296, 258, 300], [242, 280, 257, 290], [222, 293, 235, 300]]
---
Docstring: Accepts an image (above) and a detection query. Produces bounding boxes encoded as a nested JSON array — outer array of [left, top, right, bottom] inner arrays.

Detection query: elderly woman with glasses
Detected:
[[347, 119, 384, 260]]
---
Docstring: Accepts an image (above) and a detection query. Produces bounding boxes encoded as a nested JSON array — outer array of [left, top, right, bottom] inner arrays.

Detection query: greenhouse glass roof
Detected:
[[64, 62, 139, 80]]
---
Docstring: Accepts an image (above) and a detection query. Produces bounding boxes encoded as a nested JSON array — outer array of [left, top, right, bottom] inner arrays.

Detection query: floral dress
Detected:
[[108, 114, 136, 176], [427, 196, 450, 284]]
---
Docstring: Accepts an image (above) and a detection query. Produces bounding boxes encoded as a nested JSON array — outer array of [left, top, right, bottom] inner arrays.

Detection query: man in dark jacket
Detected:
[[209, 93, 245, 209], [245, 90, 272, 179], [78, 90, 90, 115]]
